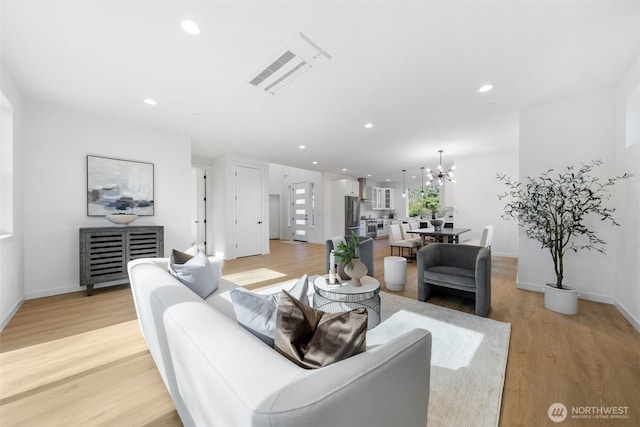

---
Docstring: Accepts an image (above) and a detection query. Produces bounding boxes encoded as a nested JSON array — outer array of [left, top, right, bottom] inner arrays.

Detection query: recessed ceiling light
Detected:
[[367, 174, 372, 177], [386, 178, 391, 182], [312, 161, 318, 165], [364, 123, 373, 129], [412, 175, 416, 179], [181, 20, 200, 35], [143, 98, 157, 105], [342, 168, 348, 172], [299, 145, 306, 149], [478, 84, 493, 93]]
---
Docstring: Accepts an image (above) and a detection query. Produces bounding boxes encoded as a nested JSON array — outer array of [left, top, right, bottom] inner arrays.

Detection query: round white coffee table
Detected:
[[313, 275, 381, 329]]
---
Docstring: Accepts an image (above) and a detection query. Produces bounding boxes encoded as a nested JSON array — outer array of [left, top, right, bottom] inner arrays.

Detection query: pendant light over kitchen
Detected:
[[401, 169, 406, 197]]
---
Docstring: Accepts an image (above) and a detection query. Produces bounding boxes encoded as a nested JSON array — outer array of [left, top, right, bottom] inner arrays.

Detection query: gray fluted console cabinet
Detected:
[[79, 225, 164, 295]]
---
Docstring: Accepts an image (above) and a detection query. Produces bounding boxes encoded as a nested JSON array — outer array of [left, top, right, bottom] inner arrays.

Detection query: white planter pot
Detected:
[[544, 284, 578, 315]]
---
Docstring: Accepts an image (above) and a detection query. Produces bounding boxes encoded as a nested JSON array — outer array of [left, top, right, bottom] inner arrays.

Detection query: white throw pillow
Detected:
[[230, 275, 309, 347], [169, 251, 219, 299]]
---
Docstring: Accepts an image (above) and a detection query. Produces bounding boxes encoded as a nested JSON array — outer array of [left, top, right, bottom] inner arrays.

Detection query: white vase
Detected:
[[344, 258, 368, 287], [544, 284, 578, 315]]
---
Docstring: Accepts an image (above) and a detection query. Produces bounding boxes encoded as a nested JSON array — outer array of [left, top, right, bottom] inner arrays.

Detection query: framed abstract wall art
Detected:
[[87, 155, 154, 216]]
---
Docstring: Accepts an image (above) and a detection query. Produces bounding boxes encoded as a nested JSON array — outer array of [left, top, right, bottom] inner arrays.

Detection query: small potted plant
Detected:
[[334, 231, 368, 287], [498, 160, 632, 314]]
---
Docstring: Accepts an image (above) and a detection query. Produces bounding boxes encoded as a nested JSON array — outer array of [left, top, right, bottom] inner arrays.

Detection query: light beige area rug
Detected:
[[368, 292, 511, 427]]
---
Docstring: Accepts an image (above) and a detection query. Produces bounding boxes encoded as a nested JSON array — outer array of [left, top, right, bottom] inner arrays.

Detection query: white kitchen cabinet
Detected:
[[339, 179, 359, 196], [372, 187, 380, 209], [383, 188, 394, 209], [372, 187, 394, 210]]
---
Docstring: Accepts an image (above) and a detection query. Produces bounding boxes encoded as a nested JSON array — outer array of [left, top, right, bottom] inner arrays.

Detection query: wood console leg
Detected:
[[86, 285, 94, 296]]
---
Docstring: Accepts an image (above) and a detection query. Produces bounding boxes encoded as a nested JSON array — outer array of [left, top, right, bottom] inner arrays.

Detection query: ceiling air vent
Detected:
[[249, 33, 331, 95]]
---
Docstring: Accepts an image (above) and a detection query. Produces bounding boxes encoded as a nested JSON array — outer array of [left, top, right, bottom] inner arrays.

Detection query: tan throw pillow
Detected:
[[275, 290, 367, 369], [168, 245, 199, 270], [172, 248, 196, 264]]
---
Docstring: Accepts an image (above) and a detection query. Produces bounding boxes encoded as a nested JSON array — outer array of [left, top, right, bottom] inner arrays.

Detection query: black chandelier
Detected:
[[426, 150, 456, 186]]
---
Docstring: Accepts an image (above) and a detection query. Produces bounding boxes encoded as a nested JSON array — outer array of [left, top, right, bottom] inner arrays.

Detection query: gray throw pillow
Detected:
[[230, 275, 309, 347], [169, 251, 219, 299]]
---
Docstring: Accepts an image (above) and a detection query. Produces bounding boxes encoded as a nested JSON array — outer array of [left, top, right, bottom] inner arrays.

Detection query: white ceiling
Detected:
[[2, 1, 639, 183]]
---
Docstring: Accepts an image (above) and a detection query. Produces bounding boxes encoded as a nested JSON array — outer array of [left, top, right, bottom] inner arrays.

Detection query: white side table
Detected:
[[313, 275, 381, 329], [384, 256, 407, 291]]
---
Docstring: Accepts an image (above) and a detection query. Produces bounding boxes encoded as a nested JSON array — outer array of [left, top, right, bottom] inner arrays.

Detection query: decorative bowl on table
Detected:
[[106, 213, 138, 226], [430, 219, 444, 231]]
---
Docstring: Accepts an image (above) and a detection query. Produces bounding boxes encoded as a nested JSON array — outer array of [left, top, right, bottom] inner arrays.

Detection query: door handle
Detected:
[[257, 221, 262, 224]]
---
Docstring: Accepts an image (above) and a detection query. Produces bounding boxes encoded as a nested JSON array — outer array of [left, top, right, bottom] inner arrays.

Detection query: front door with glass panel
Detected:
[[291, 183, 308, 242]]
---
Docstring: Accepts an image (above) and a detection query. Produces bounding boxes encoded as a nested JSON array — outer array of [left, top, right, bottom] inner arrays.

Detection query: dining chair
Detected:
[[389, 224, 420, 263], [463, 225, 493, 249], [400, 223, 422, 245]]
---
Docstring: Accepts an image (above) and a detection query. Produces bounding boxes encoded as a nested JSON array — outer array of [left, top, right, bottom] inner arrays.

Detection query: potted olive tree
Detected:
[[497, 160, 632, 314]]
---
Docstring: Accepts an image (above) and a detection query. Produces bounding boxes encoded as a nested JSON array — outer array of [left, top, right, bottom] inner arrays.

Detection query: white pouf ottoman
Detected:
[[384, 256, 407, 291]]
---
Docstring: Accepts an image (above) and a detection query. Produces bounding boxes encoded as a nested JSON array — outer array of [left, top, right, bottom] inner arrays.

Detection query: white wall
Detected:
[[0, 66, 25, 330], [614, 55, 640, 330], [268, 163, 325, 244], [518, 89, 622, 302], [453, 151, 519, 257], [23, 101, 192, 298], [323, 173, 341, 239], [211, 153, 269, 259]]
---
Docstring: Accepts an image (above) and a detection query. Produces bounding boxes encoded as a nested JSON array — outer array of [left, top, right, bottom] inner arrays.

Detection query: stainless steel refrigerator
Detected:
[[345, 196, 361, 236]]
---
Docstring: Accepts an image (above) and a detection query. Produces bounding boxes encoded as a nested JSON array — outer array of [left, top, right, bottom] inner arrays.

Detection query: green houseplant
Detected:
[[497, 160, 632, 314], [334, 231, 368, 287]]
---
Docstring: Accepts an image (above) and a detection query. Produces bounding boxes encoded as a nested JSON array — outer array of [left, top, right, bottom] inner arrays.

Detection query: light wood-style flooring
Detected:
[[1, 240, 638, 426]]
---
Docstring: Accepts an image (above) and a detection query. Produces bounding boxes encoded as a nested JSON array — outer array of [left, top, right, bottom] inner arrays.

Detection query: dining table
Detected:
[[406, 227, 472, 246]]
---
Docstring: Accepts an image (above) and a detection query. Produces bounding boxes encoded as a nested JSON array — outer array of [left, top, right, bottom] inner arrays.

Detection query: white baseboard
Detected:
[[576, 292, 614, 304], [516, 280, 613, 303], [25, 280, 129, 300], [0, 295, 25, 332], [613, 299, 640, 333], [516, 280, 544, 292]]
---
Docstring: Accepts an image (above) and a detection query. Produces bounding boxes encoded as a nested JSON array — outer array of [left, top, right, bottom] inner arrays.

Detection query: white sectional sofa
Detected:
[[128, 257, 431, 427]]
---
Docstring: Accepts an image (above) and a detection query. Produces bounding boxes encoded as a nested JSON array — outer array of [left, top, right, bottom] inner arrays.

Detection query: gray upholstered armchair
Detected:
[[325, 236, 374, 277], [416, 243, 491, 317]]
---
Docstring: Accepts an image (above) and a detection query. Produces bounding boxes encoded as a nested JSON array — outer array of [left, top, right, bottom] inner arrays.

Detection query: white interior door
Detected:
[[235, 165, 263, 257], [291, 182, 308, 242]]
